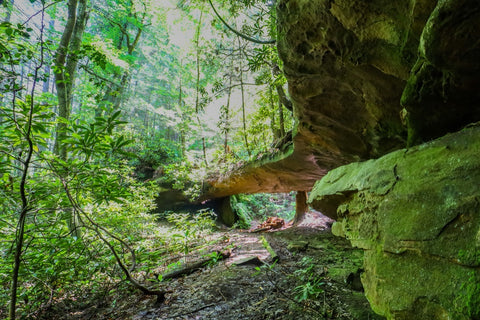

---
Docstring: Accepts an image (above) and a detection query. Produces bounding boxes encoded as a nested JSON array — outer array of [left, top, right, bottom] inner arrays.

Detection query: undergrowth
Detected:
[[0, 178, 219, 319]]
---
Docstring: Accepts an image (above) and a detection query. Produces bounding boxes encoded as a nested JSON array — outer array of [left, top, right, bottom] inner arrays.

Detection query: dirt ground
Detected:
[[39, 212, 385, 320]]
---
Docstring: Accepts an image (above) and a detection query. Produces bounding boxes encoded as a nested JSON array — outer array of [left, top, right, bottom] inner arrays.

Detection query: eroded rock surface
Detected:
[[277, 0, 418, 164], [278, 0, 480, 154], [203, 0, 480, 199], [401, 0, 480, 145], [309, 124, 480, 319]]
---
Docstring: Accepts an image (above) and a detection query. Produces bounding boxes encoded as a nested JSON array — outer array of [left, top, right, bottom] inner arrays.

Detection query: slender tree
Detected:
[[95, 0, 147, 114], [9, 6, 47, 319], [53, 0, 89, 160], [193, 9, 208, 166], [237, 36, 251, 156], [223, 58, 234, 156], [268, 85, 279, 139], [1, 0, 13, 23]]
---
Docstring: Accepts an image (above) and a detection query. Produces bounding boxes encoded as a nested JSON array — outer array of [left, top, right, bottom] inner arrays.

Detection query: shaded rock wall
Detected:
[[402, 0, 480, 146], [277, 0, 416, 163], [309, 124, 480, 319], [276, 2, 480, 317], [277, 0, 480, 158]]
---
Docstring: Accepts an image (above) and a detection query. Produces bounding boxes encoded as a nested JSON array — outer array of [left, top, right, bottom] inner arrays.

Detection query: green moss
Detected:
[[457, 249, 480, 266], [230, 195, 252, 229], [454, 273, 480, 318]]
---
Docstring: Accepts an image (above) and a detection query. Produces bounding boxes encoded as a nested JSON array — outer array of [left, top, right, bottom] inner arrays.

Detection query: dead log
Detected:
[[161, 250, 231, 281], [250, 227, 271, 233]]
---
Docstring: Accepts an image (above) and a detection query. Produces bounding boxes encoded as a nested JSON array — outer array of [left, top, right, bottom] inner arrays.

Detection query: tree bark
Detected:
[[42, 20, 55, 94], [278, 95, 285, 138], [10, 6, 46, 318], [194, 10, 208, 167], [97, 2, 144, 115], [223, 60, 233, 156], [53, 0, 89, 160], [2, 0, 13, 23], [268, 86, 280, 140], [237, 37, 250, 156], [176, 72, 186, 158], [276, 84, 292, 112], [53, 0, 88, 241]]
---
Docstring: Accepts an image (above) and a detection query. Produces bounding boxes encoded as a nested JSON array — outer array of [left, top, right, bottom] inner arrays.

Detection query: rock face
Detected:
[[202, 144, 327, 199], [309, 124, 480, 319], [277, 0, 415, 164], [198, 1, 480, 318], [203, 0, 480, 203], [277, 0, 480, 156], [401, 0, 480, 146]]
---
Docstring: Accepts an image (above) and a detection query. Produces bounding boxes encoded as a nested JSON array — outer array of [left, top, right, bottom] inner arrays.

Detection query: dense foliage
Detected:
[[0, 0, 294, 318]]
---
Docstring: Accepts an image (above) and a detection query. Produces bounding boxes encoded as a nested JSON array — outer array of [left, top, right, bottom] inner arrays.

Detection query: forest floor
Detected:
[[40, 212, 385, 320]]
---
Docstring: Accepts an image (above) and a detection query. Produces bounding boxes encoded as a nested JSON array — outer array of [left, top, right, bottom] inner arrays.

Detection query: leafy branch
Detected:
[[58, 174, 167, 304], [207, 0, 276, 45]]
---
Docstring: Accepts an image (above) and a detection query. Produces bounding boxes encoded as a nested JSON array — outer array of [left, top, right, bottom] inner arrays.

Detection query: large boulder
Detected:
[[277, 0, 426, 164], [309, 124, 480, 319]]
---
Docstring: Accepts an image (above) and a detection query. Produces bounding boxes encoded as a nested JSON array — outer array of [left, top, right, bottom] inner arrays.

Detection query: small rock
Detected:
[[287, 241, 309, 252], [233, 256, 264, 267]]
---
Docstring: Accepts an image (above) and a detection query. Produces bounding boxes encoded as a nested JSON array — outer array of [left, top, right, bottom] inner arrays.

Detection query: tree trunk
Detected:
[[223, 57, 234, 156], [195, 10, 203, 113], [53, 0, 89, 160], [97, 5, 144, 116], [42, 20, 55, 94], [2, 0, 13, 23], [276, 84, 292, 112], [53, 0, 88, 241], [10, 5, 45, 317], [176, 74, 186, 158], [193, 10, 208, 167], [237, 37, 250, 156], [269, 86, 280, 140], [278, 97, 285, 138], [293, 191, 308, 225]]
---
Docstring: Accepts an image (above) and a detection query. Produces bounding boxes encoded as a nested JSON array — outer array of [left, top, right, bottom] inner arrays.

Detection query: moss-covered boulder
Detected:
[[309, 124, 480, 319]]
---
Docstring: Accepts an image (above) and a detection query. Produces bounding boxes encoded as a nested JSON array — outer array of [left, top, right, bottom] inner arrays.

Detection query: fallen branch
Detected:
[[161, 250, 231, 281], [250, 227, 271, 233]]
